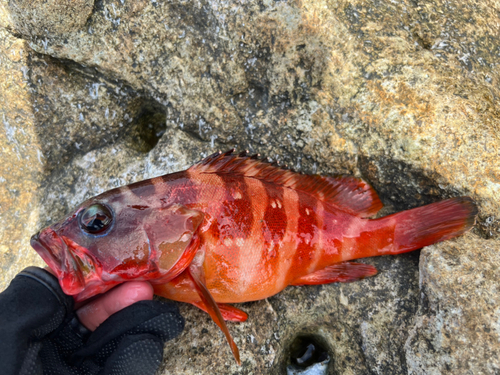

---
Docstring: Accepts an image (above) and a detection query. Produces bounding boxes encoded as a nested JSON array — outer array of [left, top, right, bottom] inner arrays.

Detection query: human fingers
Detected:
[[76, 281, 154, 331]]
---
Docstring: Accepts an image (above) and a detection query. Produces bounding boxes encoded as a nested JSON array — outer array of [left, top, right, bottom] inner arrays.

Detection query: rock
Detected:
[[0, 27, 45, 289], [406, 233, 500, 374], [0, 0, 499, 373], [0, 24, 158, 287], [11, 0, 500, 216], [7, 0, 94, 37]]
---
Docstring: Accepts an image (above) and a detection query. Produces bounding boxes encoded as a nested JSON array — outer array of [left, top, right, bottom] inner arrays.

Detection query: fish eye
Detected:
[[79, 203, 113, 234]]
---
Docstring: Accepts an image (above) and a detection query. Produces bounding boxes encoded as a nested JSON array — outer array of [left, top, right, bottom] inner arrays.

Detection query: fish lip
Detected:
[[30, 231, 63, 274], [30, 228, 87, 296]]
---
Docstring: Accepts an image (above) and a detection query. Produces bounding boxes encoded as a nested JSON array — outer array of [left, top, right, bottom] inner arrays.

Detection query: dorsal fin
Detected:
[[189, 150, 383, 217]]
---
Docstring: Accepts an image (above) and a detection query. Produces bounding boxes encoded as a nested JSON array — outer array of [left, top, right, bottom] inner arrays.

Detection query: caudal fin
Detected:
[[390, 196, 477, 253]]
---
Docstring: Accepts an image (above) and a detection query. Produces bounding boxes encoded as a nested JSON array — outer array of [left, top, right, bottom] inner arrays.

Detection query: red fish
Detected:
[[31, 150, 477, 364]]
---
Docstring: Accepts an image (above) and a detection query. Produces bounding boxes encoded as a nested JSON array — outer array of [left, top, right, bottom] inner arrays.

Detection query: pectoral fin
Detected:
[[290, 262, 378, 285], [192, 301, 248, 322], [187, 265, 241, 365]]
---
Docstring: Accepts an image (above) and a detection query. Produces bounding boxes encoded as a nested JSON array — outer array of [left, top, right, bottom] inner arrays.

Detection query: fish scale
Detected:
[[31, 150, 478, 365]]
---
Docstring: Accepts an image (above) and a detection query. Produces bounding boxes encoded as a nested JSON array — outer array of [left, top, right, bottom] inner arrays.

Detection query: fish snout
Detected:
[[31, 229, 63, 273], [30, 227, 88, 296]]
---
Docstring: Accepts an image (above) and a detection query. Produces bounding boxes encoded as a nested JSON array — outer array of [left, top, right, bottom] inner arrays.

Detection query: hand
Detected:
[[76, 280, 155, 331], [0, 267, 184, 375]]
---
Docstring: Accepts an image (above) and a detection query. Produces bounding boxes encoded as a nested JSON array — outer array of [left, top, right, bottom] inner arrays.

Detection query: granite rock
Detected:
[[406, 234, 500, 374], [7, 0, 94, 37], [3, 0, 498, 219], [0, 25, 160, 287], [0, 26, 46, 289], [0, 0, 499, 373]]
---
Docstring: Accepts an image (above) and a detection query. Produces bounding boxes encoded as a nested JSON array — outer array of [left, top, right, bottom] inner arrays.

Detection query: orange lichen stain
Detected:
[[486, 168, 500, 183], [300, 8, 324, 36], [367, 81, 435, 120]]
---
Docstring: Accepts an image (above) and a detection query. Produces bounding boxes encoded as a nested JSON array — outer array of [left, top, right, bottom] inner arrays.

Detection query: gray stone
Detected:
[[405, 234, 500, 374], [7, 0, 94, 37]]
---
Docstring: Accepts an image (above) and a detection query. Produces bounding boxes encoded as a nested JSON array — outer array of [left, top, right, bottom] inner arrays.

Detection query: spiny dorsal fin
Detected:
[[189, 150, 382, 217]]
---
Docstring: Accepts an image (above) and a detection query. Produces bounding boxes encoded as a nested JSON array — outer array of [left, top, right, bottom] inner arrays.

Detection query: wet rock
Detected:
[[0, 26, 160, 289], [0, 0, 499, 373], [22, 56, 150, 175]]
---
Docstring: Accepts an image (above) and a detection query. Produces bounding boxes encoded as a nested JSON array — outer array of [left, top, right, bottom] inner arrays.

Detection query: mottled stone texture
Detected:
[[7, 0, 94, 37], [0, 27, 45, 289], [0, 0, 499, 373], [406, 234, 500, 374]]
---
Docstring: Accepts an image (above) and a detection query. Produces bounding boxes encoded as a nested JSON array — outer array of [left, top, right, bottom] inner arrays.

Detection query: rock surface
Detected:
[[0, 26, 45, 288], [406, 234, 500, 374], [7, 0, 94, 37], [0, 0, 499, 373]]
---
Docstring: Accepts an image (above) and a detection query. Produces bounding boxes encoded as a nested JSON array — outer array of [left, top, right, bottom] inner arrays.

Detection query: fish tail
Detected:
[[384, 196, 478, 254]]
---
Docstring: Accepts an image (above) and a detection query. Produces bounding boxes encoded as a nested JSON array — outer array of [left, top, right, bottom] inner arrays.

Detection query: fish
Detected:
[[31, 150, 478, 364]]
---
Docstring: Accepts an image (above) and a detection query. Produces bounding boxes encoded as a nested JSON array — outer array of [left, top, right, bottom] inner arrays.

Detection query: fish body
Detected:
[[156, 169, 383, 304], [31, 150, 478, 363]]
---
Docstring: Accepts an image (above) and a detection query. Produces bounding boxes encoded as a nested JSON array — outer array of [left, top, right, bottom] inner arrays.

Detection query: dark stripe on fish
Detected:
[[219, 176, 254, 239]]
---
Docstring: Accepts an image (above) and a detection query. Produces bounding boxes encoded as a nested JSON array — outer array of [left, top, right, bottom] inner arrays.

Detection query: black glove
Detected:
[[0, 267, 184, 375]]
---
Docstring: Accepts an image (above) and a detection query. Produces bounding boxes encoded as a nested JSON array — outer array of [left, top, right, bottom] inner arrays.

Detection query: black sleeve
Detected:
[[0, 267, 184, 375]]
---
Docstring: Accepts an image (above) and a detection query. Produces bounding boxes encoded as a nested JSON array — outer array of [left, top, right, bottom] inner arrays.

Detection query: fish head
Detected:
[[31, 190, 204, 301]]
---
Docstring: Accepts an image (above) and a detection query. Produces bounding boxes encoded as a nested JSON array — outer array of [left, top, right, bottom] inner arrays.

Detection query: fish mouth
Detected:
[[31, 228, 88, 296]]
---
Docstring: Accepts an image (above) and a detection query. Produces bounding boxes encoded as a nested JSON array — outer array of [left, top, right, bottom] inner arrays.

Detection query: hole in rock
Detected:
[[287, 334, 330, 374], [127, 108, 167, 153]]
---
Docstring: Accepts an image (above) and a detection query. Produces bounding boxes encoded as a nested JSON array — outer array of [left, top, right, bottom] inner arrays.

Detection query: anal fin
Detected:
[[192, 301, 248, 322], [290, 262, 378, 286], [187, 265, 241, 365]]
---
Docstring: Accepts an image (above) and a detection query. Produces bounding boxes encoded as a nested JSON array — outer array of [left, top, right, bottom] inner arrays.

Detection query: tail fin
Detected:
[[389, 197, 478, 253]]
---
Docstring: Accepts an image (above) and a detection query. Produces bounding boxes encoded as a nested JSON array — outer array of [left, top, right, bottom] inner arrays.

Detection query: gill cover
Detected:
[[143, 204, 205, 282]]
